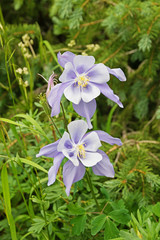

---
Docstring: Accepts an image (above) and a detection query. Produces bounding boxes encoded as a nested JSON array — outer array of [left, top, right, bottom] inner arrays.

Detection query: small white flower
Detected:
[[93, 44, 100, 52], [24, 81, 29, 87], [86, 44, 94, 50], [68, 40, 76, 47], [16, 68, 23, 74], [23, 67, 28, 75], [24, 52, 31, 58]]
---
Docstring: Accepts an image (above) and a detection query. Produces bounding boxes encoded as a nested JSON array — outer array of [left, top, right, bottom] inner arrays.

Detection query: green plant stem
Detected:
[[47, 110, 62, 138], [35, 169, 50, 240], [42, 99, 62, 138], [86, 170, 101, 212], [60, 102, 67, 131]]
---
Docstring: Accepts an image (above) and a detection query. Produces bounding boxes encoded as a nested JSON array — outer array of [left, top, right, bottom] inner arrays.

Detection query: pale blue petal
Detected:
[[87, 63, 110, 83], [92, 150, 115, 177], [107, 67, 126, 82], [73, 55, 95, 74], [48, 152, 64, 186], [63, 160, 85, 196], [57, 132, 72, 152], [58, 51, 75, 68], [68, 120, 88, 144], [95, 83, 123, 108], [73, 99, 96, 129], [94, 130, 122, 146], [59, 62, 76, 83], [48, 82, 71, 116], [57, 131, 79, 166], [36, 139, 60, 158]]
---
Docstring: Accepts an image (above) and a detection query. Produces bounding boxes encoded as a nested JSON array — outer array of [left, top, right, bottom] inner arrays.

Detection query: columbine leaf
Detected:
[[104, 218, 119, 240], [68, 203, 85, 215], [108, 209, 130, 224], [28, 217, 45, 234], [91, 214, 107, 236], [71, 215, 87, 236]]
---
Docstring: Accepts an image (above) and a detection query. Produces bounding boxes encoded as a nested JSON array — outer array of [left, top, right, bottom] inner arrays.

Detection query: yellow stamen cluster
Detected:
[[77, 144, 86, 159], [76, 75, 89, 88]]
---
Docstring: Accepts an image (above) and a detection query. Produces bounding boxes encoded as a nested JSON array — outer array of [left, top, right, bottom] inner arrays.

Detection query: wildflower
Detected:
[[22, 34, 30, 47], [93, 44, 100, 52], [48, 51, 126, 128], [68, 40, 76, 47], [86, 44, 100, 52], [23, 67, 28, 75], [86, 44, 95, 51], [16, 68, 23, 74], [24, 81, 29, 87], [36, 120, 122, 196], [24, 52, 31, 59]]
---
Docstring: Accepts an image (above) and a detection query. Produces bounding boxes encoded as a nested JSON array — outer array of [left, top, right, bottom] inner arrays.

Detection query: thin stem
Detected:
[[35, 169, 50, 240], [60, 102, 67, 131], [86, 170, 101, 212], [42, 99, 62, 138]]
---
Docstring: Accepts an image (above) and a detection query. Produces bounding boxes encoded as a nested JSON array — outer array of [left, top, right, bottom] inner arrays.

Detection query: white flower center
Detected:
[[75, 75, 89, 88], [77, 144, 86, 158]]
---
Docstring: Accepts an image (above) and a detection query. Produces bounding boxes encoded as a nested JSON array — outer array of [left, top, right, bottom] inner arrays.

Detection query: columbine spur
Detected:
[[36, 120, 122, 196], [48, 51, 126, 129]]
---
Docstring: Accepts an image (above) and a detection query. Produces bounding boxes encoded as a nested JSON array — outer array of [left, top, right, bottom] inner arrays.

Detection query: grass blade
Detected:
[[1, 163, 17, 239]]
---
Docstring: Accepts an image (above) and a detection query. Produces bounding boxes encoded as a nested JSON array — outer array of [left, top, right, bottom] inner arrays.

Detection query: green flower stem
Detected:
[[40, 97, 62, 138], [86, 170, 101, 212], [60, 102, 68, 131]]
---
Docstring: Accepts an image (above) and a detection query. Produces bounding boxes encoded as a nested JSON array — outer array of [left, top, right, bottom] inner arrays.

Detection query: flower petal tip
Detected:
[[47, 181, 52, 187], [65, 189, 70, 197], [119, 102, 124, 108]]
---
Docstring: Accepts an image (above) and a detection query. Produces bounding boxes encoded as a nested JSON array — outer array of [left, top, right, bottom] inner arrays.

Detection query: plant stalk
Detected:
[[86, 170, 101, 212]]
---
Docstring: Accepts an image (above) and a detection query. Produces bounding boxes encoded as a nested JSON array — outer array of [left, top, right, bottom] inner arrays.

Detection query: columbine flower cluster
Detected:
[[48, 51, 126, 128], [37, 51, 126, 196]]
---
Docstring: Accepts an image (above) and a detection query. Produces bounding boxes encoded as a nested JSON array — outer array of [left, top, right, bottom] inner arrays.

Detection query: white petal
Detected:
[[62, 149, 79, 167], [59, 62, 76, 82], [64, 83, 81, 104], [81, 83, 100, 102], [68, 120, 88, 144], [80, 152, 102, 167], [57, 132, 71, 152], [87, 63, 110, 83], [73, 55, 95, 74], [82, 132, 101, 151]]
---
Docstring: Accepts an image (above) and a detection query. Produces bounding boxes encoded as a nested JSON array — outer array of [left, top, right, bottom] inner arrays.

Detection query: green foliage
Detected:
[[71, 215, 87, 236], [0, 0, 160, 239], [91, 214, 106, 235], [104, 218, 119, 240]]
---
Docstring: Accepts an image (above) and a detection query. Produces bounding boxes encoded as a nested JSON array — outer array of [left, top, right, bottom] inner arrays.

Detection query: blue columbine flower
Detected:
[[48, 51, 126, 129], [36, 120, 122, 196]]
